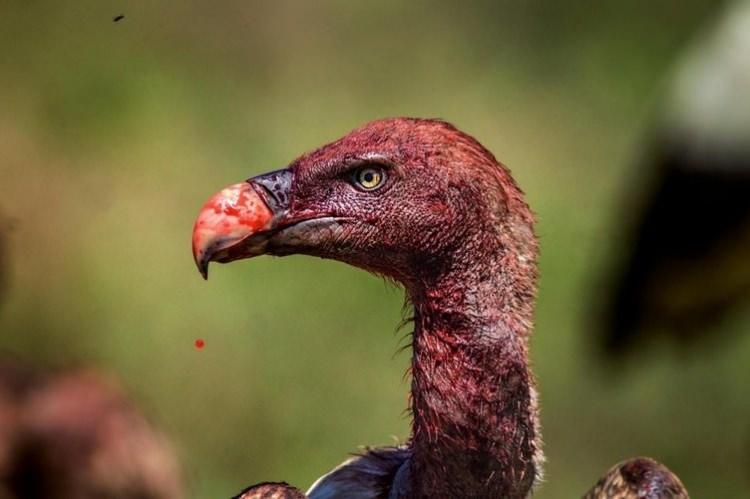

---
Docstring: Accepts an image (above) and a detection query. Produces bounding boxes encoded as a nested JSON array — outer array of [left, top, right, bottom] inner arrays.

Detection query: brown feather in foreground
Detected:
[[233, 482, 306, 499], [584, 457, 688, 499]]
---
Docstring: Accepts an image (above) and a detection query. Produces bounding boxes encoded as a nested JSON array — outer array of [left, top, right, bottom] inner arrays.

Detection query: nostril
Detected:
[[255, 183, 278, 203], [248, 168, 293, 212]]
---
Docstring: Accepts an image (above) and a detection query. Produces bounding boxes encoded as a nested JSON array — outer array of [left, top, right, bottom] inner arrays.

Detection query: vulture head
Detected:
[[193, 117, 535, 295]]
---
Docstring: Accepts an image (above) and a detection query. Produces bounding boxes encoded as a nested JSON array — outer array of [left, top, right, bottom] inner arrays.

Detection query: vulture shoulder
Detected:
[[306, 446, 410, 499]]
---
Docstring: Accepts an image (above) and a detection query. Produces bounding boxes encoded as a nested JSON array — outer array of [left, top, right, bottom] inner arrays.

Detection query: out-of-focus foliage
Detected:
[[0, 1, 747, 497]]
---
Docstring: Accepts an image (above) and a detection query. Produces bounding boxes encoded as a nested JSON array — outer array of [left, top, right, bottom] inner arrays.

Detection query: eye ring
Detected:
[[352, 166, 387, 191]]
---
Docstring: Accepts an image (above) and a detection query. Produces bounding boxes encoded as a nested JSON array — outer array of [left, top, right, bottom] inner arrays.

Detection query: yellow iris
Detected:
[[355, 167, 385, 190]]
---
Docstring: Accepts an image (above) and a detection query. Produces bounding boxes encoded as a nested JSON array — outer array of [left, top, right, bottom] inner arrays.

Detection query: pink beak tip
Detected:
[[191, 182, 274, 279]]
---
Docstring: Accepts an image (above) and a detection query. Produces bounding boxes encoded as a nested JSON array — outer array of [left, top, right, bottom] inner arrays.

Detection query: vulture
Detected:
[[599, 0, 750, 355], [192, 118, 688, 498], [0, 360, 183, 499]]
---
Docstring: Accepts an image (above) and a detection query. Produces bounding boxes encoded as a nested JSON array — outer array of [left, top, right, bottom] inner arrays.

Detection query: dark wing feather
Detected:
[[232, 446, 410, 499], [307, 446, 410, 499]]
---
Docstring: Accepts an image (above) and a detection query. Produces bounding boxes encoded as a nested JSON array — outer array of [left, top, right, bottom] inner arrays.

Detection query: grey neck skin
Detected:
[[402, 224, 542, 499]]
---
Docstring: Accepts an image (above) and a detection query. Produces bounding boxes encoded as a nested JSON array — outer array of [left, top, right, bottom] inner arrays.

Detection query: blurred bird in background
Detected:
[[0, 360, 183, 499], [0, 216, 8, 311], [599, 0, 750, 356]]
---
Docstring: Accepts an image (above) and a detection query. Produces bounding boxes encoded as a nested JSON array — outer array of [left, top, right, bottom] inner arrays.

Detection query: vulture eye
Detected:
[[353, 166, 386, 191]]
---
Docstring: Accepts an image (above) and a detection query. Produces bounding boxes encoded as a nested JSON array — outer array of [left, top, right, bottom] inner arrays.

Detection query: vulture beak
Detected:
[[192, 168, 293, 279]]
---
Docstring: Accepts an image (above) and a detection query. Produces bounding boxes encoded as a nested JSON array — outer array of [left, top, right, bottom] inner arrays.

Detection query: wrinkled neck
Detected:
[[405, 225, 541, 498]]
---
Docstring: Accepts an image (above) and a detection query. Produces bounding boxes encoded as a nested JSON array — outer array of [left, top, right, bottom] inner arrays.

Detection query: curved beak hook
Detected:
[[191, 169, 293, 279]]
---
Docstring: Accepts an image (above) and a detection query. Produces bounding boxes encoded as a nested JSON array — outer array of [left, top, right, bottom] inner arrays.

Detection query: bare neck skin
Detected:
[[404, 218, 541, 499]]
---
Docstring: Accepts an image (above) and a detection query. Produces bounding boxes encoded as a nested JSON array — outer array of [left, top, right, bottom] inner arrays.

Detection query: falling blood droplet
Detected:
[[194, 339, 205, 349]]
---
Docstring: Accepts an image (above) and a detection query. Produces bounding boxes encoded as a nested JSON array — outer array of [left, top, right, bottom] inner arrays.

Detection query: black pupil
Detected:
[[363, 171, 375, 184]]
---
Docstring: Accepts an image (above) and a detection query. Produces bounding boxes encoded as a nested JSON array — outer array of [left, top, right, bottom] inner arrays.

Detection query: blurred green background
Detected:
[[1, 1, 748, 497]]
